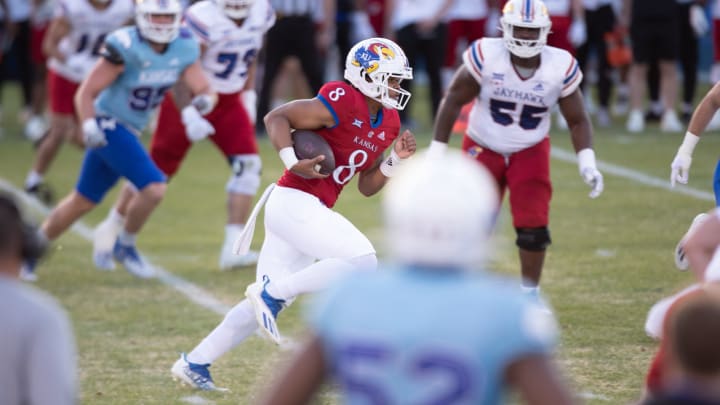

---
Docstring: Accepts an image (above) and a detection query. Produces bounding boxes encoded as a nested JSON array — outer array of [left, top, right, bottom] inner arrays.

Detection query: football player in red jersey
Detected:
[[170, 37, 416, 391]]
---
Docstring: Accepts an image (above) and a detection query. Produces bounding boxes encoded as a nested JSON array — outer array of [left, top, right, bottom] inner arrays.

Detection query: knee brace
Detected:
[[515, 227, 551, 251], [226, 154, 261, 195]]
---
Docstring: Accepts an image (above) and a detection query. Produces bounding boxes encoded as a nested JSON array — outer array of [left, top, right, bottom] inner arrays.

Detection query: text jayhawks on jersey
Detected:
[[492, 87, 546, 106]]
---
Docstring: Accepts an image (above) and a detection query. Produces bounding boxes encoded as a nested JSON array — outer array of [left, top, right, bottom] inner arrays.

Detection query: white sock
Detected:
[[118, 230, 137, 245], [187, 299, 257, 365], [224, 224, 244, 244], [25, 171, 43, 189], [267, 258, 355, 301], [521, 284, 539, 293], [107, 208, 125, 226]]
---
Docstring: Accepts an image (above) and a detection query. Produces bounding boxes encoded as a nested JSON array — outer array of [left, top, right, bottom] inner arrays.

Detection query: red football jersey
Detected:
[[277, 81, 401, 207]]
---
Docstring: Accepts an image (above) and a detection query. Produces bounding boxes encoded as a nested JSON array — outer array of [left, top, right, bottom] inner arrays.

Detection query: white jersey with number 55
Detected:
[[48, 0, 134, 83], [184, 0, 275, 94], [462, 38, 582, 154]]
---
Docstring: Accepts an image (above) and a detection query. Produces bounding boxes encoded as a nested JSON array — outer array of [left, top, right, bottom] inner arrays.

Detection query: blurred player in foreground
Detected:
[[171, 37, 416, 390], [0, 193, 77, 405], [25, 0, 213, 280], [260, 151, 575, 405], [429, 0, 603, 310], [642, 207, 720, 403], [92, 0, 275, 271]]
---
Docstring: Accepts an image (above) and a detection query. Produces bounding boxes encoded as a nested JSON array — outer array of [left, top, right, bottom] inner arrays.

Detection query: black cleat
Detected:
[[25, 183, 55, 205]]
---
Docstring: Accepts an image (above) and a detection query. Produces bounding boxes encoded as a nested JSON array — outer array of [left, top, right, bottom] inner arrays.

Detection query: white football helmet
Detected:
[[216, 0, 255, 19], [500, 0, 552, 58], [344, 38, 413, 111], [135, 0, 183, 44], [383, 150, 499, 268]]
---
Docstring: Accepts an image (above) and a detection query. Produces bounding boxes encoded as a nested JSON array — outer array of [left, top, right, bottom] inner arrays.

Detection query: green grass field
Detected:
[[1, 83, 718, 404]]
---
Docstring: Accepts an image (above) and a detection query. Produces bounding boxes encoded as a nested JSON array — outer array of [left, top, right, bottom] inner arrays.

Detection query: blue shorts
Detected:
[[76, 117, 166, 203]]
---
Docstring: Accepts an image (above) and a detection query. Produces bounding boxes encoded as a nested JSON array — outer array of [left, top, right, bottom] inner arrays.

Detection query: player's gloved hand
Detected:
[[82, 118, 107, 149], [671, 132, 700, 187], [577, 148, 603, 198], [690, 4, 709, 37], [670, 153, 692, 186], [181, 105, 215, 142], [568, 19, 587, 48], [241, 90, 257, 125]]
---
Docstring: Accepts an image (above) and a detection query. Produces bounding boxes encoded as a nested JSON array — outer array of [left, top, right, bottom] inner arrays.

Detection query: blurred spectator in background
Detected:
[[645, 0, 708, 125], [441, 0, 498, 90], [546, 0, 588, 129], [259, 151, 576, 405], [256, 0, 334, 133], [25, 0, 53, 143], [335, 0, 375, 77], [385, 0, 453, 126], [0, 193, 77, 405], [576, 0, 617, 128], [0, 0, 33, 132], [546, 0, 586, 54], [623, 0, 682, 133]]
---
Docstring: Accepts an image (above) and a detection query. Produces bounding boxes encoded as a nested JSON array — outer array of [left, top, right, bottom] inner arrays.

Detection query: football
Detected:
[[291, 129, 336, 175]]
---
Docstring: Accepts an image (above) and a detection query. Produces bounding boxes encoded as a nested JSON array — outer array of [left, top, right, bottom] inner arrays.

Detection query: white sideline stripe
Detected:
[[551, 147, 715, 202], [0, 178, 231, 316]]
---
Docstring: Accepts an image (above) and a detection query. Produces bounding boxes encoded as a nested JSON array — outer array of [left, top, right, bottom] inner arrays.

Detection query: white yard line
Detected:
[[0, 178, 231, 316], [551, 147, 715, 202]]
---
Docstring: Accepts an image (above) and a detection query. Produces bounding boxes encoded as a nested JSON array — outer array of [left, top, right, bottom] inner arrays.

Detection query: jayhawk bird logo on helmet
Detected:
[[352, 42, 397, 74]]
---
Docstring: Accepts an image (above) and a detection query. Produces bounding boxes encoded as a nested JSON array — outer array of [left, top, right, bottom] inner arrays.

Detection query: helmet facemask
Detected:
[[500, 0, 552, 58], [136, 0, 182, 44], [216, 0, 255, 20]]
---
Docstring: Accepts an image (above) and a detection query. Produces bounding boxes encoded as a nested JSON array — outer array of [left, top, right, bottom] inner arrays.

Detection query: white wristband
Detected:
[[181, 105, 202, 125], [678, 131, 700, 156], [577, 148, 596, 173], [380, 149, 403, 177], [279, 146, 299, 170]]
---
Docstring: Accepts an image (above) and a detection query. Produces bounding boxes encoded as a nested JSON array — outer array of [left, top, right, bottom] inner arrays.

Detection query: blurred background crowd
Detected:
[[1, 0, 719, 137]]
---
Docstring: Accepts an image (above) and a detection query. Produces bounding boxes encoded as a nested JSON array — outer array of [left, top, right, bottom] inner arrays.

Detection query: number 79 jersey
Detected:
[[462, 38, 582, 154], [184, 0, 275, 94]]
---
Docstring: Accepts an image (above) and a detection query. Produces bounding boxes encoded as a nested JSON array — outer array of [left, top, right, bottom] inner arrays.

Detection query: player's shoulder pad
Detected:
[[543, 46, 581, 95], [317, 81, 356, 127], [247, 0, 276, 32], [172, 30, 201, 63], [56, 0, 73, 19], [543, 45, 575, 69], [318, 81, 355, 104], [185, 0, 217, 27], [102, 26, 136, 64]]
